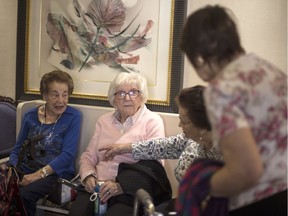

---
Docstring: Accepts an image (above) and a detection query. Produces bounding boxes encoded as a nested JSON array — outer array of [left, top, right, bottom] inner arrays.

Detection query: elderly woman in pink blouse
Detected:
[[69, 72, 170, 216]]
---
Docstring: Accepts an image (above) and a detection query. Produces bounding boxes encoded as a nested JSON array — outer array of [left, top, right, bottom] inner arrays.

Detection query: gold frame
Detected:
[[16, 0, 187, 113]]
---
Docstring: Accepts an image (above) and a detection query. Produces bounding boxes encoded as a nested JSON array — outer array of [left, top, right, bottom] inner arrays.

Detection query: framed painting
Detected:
[[16, 0, 187, 113]]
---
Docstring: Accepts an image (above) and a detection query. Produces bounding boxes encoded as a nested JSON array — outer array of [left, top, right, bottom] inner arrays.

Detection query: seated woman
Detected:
[[101, 85, 223, 212], [8, 70, 82, 216], [69, 72, 171, 216], [102, 86, 222, 179]]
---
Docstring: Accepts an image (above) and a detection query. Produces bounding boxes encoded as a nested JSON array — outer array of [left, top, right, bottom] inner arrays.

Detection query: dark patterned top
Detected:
[[132, 133, 223, 182]]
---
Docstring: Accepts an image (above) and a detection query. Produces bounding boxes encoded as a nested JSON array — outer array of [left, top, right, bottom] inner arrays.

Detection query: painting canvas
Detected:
[[16, 0, 186, 112]]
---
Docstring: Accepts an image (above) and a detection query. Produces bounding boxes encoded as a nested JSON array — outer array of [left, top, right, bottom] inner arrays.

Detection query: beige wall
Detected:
[[184, 0, 287, 87], [0, 0, 286, 99], [0, 0, 17, 99]]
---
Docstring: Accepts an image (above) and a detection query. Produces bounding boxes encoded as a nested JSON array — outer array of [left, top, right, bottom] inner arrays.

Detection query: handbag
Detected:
[[0, 136, 41, 216], [0, 166, 27, 216], [46, 174, 82, 206]]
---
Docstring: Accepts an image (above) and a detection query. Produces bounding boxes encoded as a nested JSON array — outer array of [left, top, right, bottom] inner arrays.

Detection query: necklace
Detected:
[[38, 104, 61, 149]]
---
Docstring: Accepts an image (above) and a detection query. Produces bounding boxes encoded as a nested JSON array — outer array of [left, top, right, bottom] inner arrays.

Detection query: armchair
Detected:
[[0, 101, 16, 158]]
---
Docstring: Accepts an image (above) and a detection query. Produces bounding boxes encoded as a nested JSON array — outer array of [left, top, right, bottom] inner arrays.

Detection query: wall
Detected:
[[0, 0, 17, 99], [0, 0, 286, 99], [184, 0, 287, 87]]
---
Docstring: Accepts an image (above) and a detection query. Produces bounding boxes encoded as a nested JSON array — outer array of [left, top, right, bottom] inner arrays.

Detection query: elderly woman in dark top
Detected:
[[8, 70, 82, 216]]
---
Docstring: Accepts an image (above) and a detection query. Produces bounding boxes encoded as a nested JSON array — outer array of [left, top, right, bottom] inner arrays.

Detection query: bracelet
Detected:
[[40, 167, 49, 178]]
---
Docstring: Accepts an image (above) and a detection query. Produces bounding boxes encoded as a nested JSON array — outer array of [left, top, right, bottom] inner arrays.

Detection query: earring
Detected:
[[199, 136, 203, 141]]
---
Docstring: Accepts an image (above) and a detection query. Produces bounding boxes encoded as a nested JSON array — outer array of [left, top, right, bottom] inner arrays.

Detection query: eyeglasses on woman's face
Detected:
[[48, 91, 69, 101], [114, 90, 141, 100]]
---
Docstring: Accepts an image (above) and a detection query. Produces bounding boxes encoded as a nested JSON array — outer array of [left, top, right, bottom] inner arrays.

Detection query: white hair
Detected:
[[107, 72, 149, 107]]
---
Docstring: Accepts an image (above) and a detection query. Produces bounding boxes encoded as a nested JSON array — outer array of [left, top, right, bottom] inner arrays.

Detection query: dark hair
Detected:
[[176, 85, 211, 131], [40, 70, 74, 96], [180, 5, 244, 68]]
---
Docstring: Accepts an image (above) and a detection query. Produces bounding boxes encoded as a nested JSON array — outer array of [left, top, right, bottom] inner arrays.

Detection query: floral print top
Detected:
[[132, 133, 223, 182], [205, 53, 287, 210]]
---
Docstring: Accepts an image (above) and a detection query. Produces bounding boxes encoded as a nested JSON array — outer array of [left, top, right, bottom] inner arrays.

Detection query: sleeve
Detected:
[[174, 140, 224, 182], [79, 120, 101, 181], [132, 133, 189, 160], [49, 110, 82, 176], [8, 112, 31, 166]]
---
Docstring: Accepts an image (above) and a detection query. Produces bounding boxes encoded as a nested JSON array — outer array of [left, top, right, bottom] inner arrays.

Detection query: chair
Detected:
[[0, 101, 16, 159]]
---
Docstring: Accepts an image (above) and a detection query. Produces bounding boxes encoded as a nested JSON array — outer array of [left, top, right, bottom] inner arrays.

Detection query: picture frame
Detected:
[[16, 0, 187, 113]]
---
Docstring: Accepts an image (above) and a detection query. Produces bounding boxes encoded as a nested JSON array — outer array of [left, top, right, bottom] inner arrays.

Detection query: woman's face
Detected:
[[178, 106, 200, 140], [43, 81, 69, 116], [194, 64, 217, 82], [114, 84, 142, 118]]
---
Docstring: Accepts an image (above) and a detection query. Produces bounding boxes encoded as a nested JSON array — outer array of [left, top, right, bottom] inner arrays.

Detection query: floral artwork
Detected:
[[46, 0, 154, 73], [17, 0, 185, 111]]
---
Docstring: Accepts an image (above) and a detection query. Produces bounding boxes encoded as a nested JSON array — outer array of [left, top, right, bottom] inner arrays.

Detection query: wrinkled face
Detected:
[[43, 81, 69, 116], [114, 84, 143, 118], [178, 106, 199, 140]]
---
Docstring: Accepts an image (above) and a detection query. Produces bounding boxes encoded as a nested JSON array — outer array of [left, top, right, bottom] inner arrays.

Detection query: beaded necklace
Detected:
[[38, 104, 61, 149]]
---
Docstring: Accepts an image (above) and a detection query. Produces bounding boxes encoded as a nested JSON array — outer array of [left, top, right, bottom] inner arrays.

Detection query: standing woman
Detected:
[[180, 5, 287, 216], [8, 70, 82, 216]]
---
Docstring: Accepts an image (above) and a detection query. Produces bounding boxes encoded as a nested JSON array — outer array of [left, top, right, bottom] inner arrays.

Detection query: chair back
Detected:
[[0, 102, 16, 158]]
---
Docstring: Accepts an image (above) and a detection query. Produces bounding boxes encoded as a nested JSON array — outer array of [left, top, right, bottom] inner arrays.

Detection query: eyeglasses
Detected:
[[48, 92, 69, 101], [114, 90, 141, 100]]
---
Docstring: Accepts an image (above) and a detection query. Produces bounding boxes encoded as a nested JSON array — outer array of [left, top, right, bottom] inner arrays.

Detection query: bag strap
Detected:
[[15, 140, 31, 180]]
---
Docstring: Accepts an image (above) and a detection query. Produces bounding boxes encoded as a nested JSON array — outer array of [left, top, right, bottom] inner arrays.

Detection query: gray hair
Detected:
[[108, 72, 149, 107]]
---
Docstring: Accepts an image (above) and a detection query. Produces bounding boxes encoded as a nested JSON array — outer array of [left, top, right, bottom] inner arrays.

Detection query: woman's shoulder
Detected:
[[96, 110, 115, 123], [65, 105, 82, 116], [143, 106, 162, 119], [24, 107, 38, 116]]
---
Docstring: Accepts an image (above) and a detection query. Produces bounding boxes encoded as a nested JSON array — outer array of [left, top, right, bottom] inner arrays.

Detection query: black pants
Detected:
[[68, 190, 140, 216], [229, 190, 287, 216], [19, 174, 58, 216], [69, 191, 94, 216]]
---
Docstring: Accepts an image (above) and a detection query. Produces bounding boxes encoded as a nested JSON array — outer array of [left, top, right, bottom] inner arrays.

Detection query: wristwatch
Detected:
[[40, 167, 49, 178]]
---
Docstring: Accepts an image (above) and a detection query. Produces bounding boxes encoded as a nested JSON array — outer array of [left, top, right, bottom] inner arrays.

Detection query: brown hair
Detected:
[[176, 85, 211, 131], [40, 70, 74, 96], [180, 5, 244, 68]]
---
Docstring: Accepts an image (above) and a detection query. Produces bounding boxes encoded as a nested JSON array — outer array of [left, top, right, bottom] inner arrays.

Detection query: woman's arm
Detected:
[[101, 133, 189, 161], [210, 128, 263, 196], [19, 164, 54, 186]]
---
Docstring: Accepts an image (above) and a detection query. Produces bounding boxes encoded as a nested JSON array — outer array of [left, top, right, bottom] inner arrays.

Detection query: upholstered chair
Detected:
[[0, 101, 16, 159]]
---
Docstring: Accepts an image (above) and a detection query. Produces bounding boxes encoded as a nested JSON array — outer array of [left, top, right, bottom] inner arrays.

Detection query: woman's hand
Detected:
[[0, 163, 8, 171], [99, 143, 132, 161], [19, 172, 40, 186], [99, 181, 123, 202], [84, 175, 97, 193]]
